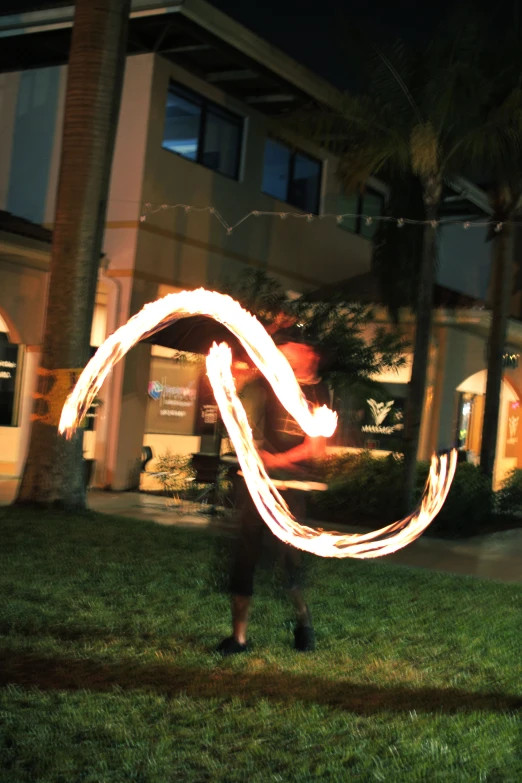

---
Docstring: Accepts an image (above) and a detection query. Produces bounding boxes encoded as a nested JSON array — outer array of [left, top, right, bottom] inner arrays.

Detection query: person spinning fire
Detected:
[[217, 326, 330, 656]]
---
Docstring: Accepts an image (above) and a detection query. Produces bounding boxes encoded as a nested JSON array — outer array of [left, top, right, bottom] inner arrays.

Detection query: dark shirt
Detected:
[[241, 375, 330, 481]]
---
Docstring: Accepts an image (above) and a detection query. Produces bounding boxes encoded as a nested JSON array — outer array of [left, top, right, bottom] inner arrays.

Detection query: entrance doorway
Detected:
[[456, 370, 519, 487]]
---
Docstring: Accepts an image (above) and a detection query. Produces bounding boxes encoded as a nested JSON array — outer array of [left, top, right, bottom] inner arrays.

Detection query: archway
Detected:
[[0, 307, 25, 476], [456, 370, 520, 489], [0, 308, 22, 345]]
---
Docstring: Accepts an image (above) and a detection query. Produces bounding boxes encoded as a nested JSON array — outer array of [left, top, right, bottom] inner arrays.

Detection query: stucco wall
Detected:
[[136, 55, 373, 299]]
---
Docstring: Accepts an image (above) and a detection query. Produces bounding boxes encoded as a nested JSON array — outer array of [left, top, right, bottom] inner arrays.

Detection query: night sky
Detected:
[[2, 0, 511, 89], [210, 0, 449, 87]]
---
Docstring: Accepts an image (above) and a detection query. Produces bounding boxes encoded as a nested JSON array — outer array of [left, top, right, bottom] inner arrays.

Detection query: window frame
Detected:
[[262, 137, 322, 215], [162, 80, 244, 181], [359, 186, 385, 238], [0, 333, 23, 428], [337, 186, 385, 237]]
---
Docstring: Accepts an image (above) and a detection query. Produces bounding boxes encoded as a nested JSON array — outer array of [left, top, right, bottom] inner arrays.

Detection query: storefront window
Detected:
[[0, 332, 20, 427], [145, 357, 200, 436], [456, 392, 475, 450]]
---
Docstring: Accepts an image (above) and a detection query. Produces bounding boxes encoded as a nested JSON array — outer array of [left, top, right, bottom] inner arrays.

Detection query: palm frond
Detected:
[[369, 38, 423, 123], [425, 61, 491, 139], [444, 89, 522, 180], [336, 135, 409, 194], [424, 5, 487, 71]]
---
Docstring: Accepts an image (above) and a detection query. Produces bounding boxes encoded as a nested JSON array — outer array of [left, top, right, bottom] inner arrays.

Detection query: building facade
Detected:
[[1, 0, 522, 491]]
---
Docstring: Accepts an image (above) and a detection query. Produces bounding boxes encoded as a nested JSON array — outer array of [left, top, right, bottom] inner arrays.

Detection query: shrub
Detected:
[[311, 451, 406, 525], [154, 452, 233, 510], [310, 451, 493, 537], [154, 452, 195, 502], [428, 461, 493, 537], [496, 469, 522, 518]]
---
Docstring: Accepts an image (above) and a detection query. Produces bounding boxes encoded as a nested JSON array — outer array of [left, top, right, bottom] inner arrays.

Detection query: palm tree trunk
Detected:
[[480, 223, 513, 485], [401, 195, 439, 511], [16, 0, 130, 509]]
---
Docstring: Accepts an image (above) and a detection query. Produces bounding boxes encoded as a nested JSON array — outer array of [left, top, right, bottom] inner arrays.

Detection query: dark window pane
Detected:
[[361, 189, 384, 238], [162, 88, 201, 160], [203, 107, 241, 178], [289, 152, 321, 213], [0, 333, 19, 427], [262, 139, 290, 201], [337, 192, 360, 233]]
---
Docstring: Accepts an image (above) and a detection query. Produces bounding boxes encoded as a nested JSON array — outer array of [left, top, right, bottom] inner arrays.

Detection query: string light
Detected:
[[138, 202, 511, 235]]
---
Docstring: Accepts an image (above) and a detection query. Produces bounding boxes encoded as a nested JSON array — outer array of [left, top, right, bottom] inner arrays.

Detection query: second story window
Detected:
[[337, 187, 385, 239], [262, 138, 322, 213], [162, 82, 243, 180]]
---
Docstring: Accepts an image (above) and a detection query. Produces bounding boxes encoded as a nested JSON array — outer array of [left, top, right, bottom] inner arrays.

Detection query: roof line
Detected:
[[447, 177, 492, 216], [0, 1, 490, 212], [0, 1, 184, 38], [0, 0, 341, 110], [180, 0, 342, 111]]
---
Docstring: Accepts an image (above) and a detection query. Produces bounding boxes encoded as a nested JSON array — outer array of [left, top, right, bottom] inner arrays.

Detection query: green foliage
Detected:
[[154, 451, 195, 500], [496, 468, 522, 518], [1, 507, 521, 782], [154, 452, 233, 510], [430, 462, 494, 537], [218, 268, 407, 391], [211, 465, 233, 509], [311, 452, 494, 537], [284, 11, 522, 318], [312, 450, 406, 523], [218, 268, 289, 329]]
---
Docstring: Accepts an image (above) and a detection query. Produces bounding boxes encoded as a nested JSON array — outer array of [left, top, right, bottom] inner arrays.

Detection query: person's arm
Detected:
[[260, 435, 326, 470]]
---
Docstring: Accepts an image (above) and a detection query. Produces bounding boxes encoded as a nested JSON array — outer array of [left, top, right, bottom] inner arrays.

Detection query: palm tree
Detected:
[[287, 15, 522, 509], [478, 37, 522, 485], [480, 195, 517, 484], [16, 0, 131, 509]]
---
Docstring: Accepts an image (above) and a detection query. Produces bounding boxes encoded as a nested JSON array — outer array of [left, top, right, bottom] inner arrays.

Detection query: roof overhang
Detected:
[[432, 308, 522, 348], [0, 0, 341, 117], [0, 232, 51, 271]]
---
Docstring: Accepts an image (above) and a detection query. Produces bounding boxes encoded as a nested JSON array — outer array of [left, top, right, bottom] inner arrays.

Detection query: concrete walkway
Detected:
[[1, 478, 521, 585]]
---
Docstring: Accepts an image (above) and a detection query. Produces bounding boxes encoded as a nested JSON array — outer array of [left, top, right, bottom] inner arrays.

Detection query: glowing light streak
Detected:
[[59, 288, 456, 558], [59, 289, 336, 440], [206, 342, 456, 558]]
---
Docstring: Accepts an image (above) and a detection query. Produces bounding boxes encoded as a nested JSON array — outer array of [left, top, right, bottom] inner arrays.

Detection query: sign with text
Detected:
[[360, 396, 405, 451], [145, 359, 199, 435], [333, 388, 405, 451], [195, 372, 219, 436], [0, 334, 19, 427], [505, 400, 522, 459]]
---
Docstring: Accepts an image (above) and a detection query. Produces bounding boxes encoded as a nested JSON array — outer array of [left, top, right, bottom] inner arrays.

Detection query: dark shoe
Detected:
[[294, 623, 315, 652], [216, 635, 248, 657]]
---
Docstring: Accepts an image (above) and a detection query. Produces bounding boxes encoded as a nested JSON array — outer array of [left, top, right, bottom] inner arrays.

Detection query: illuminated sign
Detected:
[[361, 398, 404, 435], [196, 373, 219, 435], [485, 345, 520, 369], [505, 400, 521, 458], [145, 360, 199, 435]]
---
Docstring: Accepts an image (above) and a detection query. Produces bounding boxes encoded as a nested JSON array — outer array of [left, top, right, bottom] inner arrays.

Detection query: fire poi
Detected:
[[59, 288, 456, 558]]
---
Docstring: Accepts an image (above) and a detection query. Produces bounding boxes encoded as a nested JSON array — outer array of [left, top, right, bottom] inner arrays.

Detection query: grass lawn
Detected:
[[0, 507, 521, 783]]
